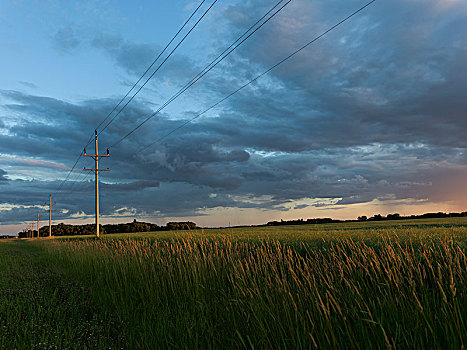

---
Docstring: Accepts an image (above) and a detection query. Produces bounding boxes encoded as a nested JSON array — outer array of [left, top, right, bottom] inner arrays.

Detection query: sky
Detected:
[[0, 0, 467, 234]]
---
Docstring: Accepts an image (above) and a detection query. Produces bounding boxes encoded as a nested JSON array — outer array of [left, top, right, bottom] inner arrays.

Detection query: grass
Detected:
[[0, 241, 127, 349], [61, 217, 467, 245], [1, 218, 466, 349]]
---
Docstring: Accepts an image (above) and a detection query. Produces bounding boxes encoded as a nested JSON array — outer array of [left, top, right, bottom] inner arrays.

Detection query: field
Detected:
[[0, 218, 466, 349]]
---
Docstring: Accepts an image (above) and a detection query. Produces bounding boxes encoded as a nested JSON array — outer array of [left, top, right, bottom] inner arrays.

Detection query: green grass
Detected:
[[0, 241, 127, 349], [1, 218, 466, 349], [59, 217, 467, 244]]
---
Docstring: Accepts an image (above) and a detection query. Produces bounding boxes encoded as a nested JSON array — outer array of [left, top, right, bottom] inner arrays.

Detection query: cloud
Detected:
[[0, 169, 8, 181], [18, 81, 38, 89], [0, 156, 70, 170], [103, 180, 160, 192], [90, 33, 199, 86], [51, 27, 81, 53], [1, 0, 467, 227]]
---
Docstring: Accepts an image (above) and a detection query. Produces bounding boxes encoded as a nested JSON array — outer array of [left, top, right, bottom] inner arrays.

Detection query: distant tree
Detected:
[[358, 216, 367, 221], [387, 213, 401, 220], [166, 222, 197, 230]]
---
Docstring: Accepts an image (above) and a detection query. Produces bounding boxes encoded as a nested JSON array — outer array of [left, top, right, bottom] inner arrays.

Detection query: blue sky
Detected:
[[0, 1, 189, 99], [1, 0, 467, 234]]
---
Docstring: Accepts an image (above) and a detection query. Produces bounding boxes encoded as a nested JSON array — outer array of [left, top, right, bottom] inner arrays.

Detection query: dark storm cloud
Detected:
[[212, 0, 467, 150], [1, 0, 467, 226], [0, 89, 154, 162], [0, 169, 8, 181], [103, 180, 160, 192], [0, 206, 40, 225]]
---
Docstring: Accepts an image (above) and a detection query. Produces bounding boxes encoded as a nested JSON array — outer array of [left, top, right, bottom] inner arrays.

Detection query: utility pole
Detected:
[[37, 211, 40, 238], [84, 130, 110, 238], [44, 195, 56, 237]]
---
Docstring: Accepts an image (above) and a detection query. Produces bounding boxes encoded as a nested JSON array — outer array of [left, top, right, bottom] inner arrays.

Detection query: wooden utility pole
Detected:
[[37, 211, 40, 238], [84, 130, 109, 238], [44, 195, 56, 237]]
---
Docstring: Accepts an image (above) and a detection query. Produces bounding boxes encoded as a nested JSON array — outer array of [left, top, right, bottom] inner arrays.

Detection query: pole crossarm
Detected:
[[84, 154, 110, 160], [45, 194, 56, 237], [83, 130, 110, 238]]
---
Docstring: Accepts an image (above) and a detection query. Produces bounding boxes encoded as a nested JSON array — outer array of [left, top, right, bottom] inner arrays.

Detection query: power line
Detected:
[[52, 0, 376, 226], [52, 0, 210, 196], [57, 168, 88, 196], [70, 173, 94, 194], [54, 149, 85, 195], [93, 0, 207, 139], [110, 0, 292, 148], [99, 0, 219, 136], [54, 154, 89, 196], [138, 0, 377, 153]]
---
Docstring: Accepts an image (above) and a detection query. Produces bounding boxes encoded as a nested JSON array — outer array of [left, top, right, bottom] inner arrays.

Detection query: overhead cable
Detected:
[[109, 0, 292, 148], [138, 0, 377, 152], [53, 0, 210, 195], [99, 0, 219, 136]]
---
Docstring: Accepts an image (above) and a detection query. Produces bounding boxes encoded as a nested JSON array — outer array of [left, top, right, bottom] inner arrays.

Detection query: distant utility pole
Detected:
[[84, 130, 110, 238], [44, 195, 56, 237], [37, 211, 40, 238]]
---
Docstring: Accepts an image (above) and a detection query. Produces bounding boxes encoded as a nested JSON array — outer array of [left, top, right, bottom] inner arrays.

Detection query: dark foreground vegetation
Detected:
[[266, 210, 467, 226], [1, 221, 465, 349], [17, 220, 197, 238], [0, 241, 126, 348]]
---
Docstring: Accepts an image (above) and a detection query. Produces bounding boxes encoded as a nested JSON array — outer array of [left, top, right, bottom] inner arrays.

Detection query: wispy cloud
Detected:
[[0, 155, 70, 170], [51, 27, 81, 53]]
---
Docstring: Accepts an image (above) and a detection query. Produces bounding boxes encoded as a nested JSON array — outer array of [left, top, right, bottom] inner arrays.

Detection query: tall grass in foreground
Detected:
[[43, 235, 466, 349]]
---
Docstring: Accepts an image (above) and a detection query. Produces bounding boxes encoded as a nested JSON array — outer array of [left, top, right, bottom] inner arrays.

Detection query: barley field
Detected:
[[1, 218, 466, 349]]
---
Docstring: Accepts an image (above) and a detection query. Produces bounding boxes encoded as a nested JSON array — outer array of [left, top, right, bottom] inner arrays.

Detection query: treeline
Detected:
[[15, 211, 467, 238], [357, 211, 467, 221], [267, 218, 335, 226], [267, 211, 467, 226], [17, 220, 197, 238]]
